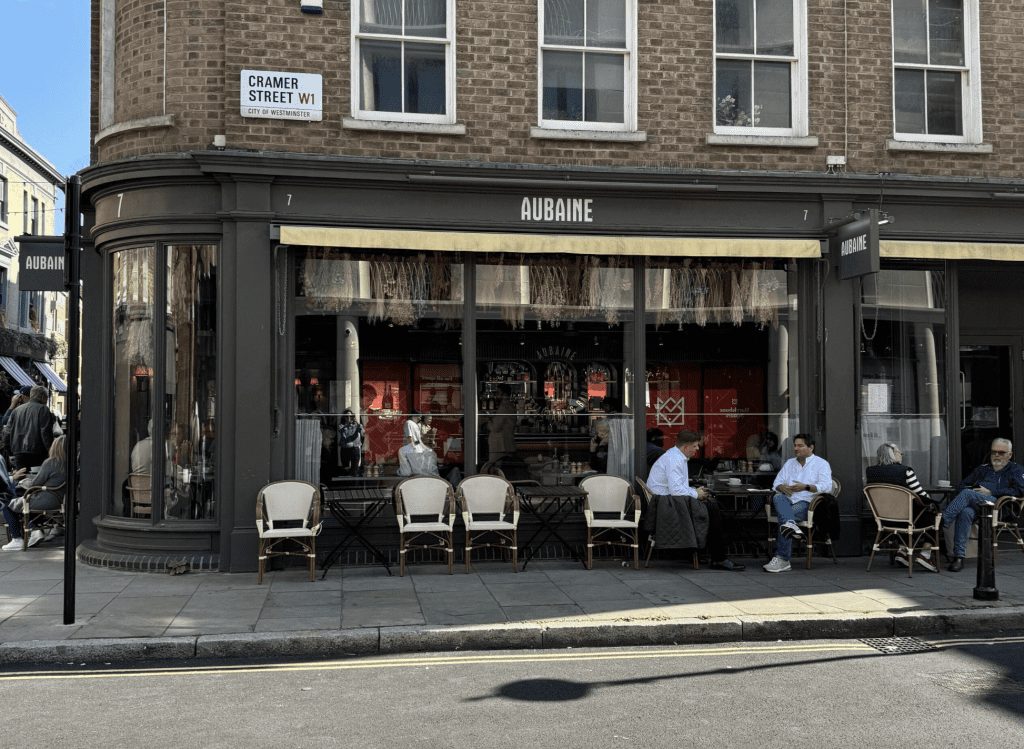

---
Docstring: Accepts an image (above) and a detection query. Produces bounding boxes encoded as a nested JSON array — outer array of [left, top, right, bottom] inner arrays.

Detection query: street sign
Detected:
[[15, 235, 66, 291]]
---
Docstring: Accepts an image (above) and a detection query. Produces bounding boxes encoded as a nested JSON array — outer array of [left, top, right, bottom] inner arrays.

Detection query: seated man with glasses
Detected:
[[943, 438, 1024, 572]]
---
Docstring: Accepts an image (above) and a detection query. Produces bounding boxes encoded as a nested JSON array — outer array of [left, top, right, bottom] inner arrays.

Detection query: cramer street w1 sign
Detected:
[[832, 211, 880, 280], [16, 236, 66, 291]]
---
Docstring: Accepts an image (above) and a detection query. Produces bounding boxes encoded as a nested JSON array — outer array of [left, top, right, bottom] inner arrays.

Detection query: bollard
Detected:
[[973, 500, 999, 601]]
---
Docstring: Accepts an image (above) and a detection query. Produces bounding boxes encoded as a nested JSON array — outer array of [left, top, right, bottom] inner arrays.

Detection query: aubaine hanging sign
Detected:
[[832, 210, 880, 280], [241, 70, 323, 121], [16, 236, 65, 291]]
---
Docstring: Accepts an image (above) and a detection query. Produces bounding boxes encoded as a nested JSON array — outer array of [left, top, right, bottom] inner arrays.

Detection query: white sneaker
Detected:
[[44, 527, 62, 542], [1, 538, 24, 551], [26, 530, 44, 548], [780, 521, 803, 539], [763, 556, 792, 573]]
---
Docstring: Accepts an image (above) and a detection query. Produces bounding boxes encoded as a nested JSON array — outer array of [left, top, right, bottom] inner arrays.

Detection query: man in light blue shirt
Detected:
[[648, 429, 745, 571]]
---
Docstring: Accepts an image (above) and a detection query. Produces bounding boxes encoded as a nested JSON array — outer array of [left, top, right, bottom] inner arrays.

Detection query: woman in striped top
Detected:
[[866, 442, 937, 570]]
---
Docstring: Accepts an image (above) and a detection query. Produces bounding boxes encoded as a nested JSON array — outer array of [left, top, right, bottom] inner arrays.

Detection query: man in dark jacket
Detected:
[[3, 386, 54, 470], [942, 438, 1024, 572]]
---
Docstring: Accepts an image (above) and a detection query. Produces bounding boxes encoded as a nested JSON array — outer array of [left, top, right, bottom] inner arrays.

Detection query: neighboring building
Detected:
[[82, 1, 1024, 572], [0, 94, 68, 415]]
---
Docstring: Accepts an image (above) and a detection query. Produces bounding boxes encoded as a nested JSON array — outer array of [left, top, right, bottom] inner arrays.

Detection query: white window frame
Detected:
[[891, 0, 981, 144], [712, 0, 808, 137], [537, 0, 638, 133], [350, 0, 457, 125]]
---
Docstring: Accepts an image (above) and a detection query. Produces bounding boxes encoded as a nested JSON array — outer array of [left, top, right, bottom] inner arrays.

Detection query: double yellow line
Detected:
[[2, 641, 878, 682]]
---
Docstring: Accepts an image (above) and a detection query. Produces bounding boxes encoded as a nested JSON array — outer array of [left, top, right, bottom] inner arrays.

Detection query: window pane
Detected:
[[586, 0, 626, 49], [716, 59, 754, 126], [754, 61, 790, 127], [927, 70, 962, 136], [543, 50, 584, 121], [929, 0, 964, 66], [716, 0, 753, 54], [893, 0, 927, 64], [164, 245, 217, 521], [756, 0, 793, 55], [545, 0, 585, 47], [405, 0, 446, 38], [894, 68, 926, 134], [405, 43, 446, 115], [112, 247, 155, 519], [361, 0, 402, 34], [860, 268, 947, 486], [584, 53, 624, 123], [360, 40, 402, 112]]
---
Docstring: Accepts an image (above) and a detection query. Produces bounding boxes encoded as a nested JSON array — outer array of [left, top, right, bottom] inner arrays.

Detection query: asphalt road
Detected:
[[3, 634, 1023, 748]]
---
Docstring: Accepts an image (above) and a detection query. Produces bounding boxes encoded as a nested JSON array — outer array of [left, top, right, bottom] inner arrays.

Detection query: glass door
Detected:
[[959, 340, 1018, 479]]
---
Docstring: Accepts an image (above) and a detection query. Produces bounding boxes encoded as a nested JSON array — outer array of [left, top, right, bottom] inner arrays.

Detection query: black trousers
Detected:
[[704, 501, 728, 562]]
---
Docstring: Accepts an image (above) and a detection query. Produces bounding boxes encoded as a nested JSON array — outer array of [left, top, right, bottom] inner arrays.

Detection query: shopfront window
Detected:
[[644, 259, 800, 480], [112, 246, 156, 518], [112, 244, 218, 521], [475, 254, 635, 480], [164, 245, 218, 520], [859, 265, 947, 484], [294, 249, 464, 485]]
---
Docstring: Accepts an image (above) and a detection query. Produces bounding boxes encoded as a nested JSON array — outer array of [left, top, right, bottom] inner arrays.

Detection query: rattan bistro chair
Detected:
[[20, 481, 66, 550], [255, 480, 322, 584], [457, 474, 519, 573], [636, 477, 699, 570], [765, 479, 841, 569], [580, 475, 641, 569], [864, 483, 941, 577], [394, 476, 457, 576], [992, 495, 1024, 561], [127, 472, 152, 518]]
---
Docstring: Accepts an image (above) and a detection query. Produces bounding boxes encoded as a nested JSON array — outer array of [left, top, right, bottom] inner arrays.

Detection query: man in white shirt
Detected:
[[648, 429, 746, 571], [763, 433, 833, 573]]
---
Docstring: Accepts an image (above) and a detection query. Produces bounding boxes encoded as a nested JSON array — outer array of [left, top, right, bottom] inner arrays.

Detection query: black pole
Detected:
[[63, 174, 81, 625], [973, 500, 998, 601]]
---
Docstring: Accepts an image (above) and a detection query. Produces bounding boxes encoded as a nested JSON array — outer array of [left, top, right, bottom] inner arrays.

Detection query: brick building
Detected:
[[80, 0, 1024, 571]]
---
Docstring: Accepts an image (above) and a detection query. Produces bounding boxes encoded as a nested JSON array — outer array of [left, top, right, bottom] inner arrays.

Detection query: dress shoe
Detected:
[[710, 559, 746, 571], [948, 557, 965, 572]]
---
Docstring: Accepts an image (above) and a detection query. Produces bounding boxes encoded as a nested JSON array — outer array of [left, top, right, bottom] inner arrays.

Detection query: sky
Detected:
[[2, 0, 91, 218]]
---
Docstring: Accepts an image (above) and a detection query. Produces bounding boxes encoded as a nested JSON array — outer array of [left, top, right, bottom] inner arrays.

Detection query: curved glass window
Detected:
[[112, 244, 218, 521]]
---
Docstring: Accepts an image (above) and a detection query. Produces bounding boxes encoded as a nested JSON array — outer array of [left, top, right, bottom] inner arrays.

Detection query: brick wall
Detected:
[[93, 0, 1024, 179]]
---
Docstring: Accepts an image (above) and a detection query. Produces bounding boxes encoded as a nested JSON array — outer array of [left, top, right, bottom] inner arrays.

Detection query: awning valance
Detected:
[[0, 356, 34, 389], [882, 241, 1024, 261], [33, 362, 67, 393], [279, 226, 821, 259]]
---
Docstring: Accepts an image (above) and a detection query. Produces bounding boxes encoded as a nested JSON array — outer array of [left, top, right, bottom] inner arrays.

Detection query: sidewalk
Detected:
[[3, 544, 1024, 665]]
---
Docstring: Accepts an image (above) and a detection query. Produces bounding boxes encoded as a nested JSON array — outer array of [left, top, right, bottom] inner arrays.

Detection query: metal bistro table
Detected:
[[515, 482, 588, 570], [708, 480, 775, 557], [320, 476, 403, 577]]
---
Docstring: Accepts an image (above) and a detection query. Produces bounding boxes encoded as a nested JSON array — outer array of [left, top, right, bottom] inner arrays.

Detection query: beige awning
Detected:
[[279, 226, 821, 258], [882, 241, 1024, 261]]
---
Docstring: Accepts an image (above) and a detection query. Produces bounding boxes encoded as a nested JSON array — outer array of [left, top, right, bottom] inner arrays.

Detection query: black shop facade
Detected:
[[78, 151, 1018, 572]]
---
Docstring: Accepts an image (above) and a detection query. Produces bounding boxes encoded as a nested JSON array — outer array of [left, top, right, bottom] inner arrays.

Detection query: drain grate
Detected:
[[859, 636, 938, 654], [924, 670, 1024, 696]]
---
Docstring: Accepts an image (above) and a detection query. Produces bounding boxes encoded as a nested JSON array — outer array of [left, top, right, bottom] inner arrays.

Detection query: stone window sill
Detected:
[[342, 118, 466, 135], [886, 140, 992, 154], [530, 127, 647, 142], [706, 134, 818, 148], [95, 115, 175, 145]]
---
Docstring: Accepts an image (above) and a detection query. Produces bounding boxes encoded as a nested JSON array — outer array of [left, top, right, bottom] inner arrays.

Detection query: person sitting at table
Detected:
[[403, 411, 424, 448], [942, 438, 1024, 572], [763, 433, 832, 574], [645, 428, 666, 470], [866, 441, 939, 572], [1, 436, 66, 550], [747, 428, 782, 472], [590, 419, 611, 473], [646, 429, 746, 571]]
